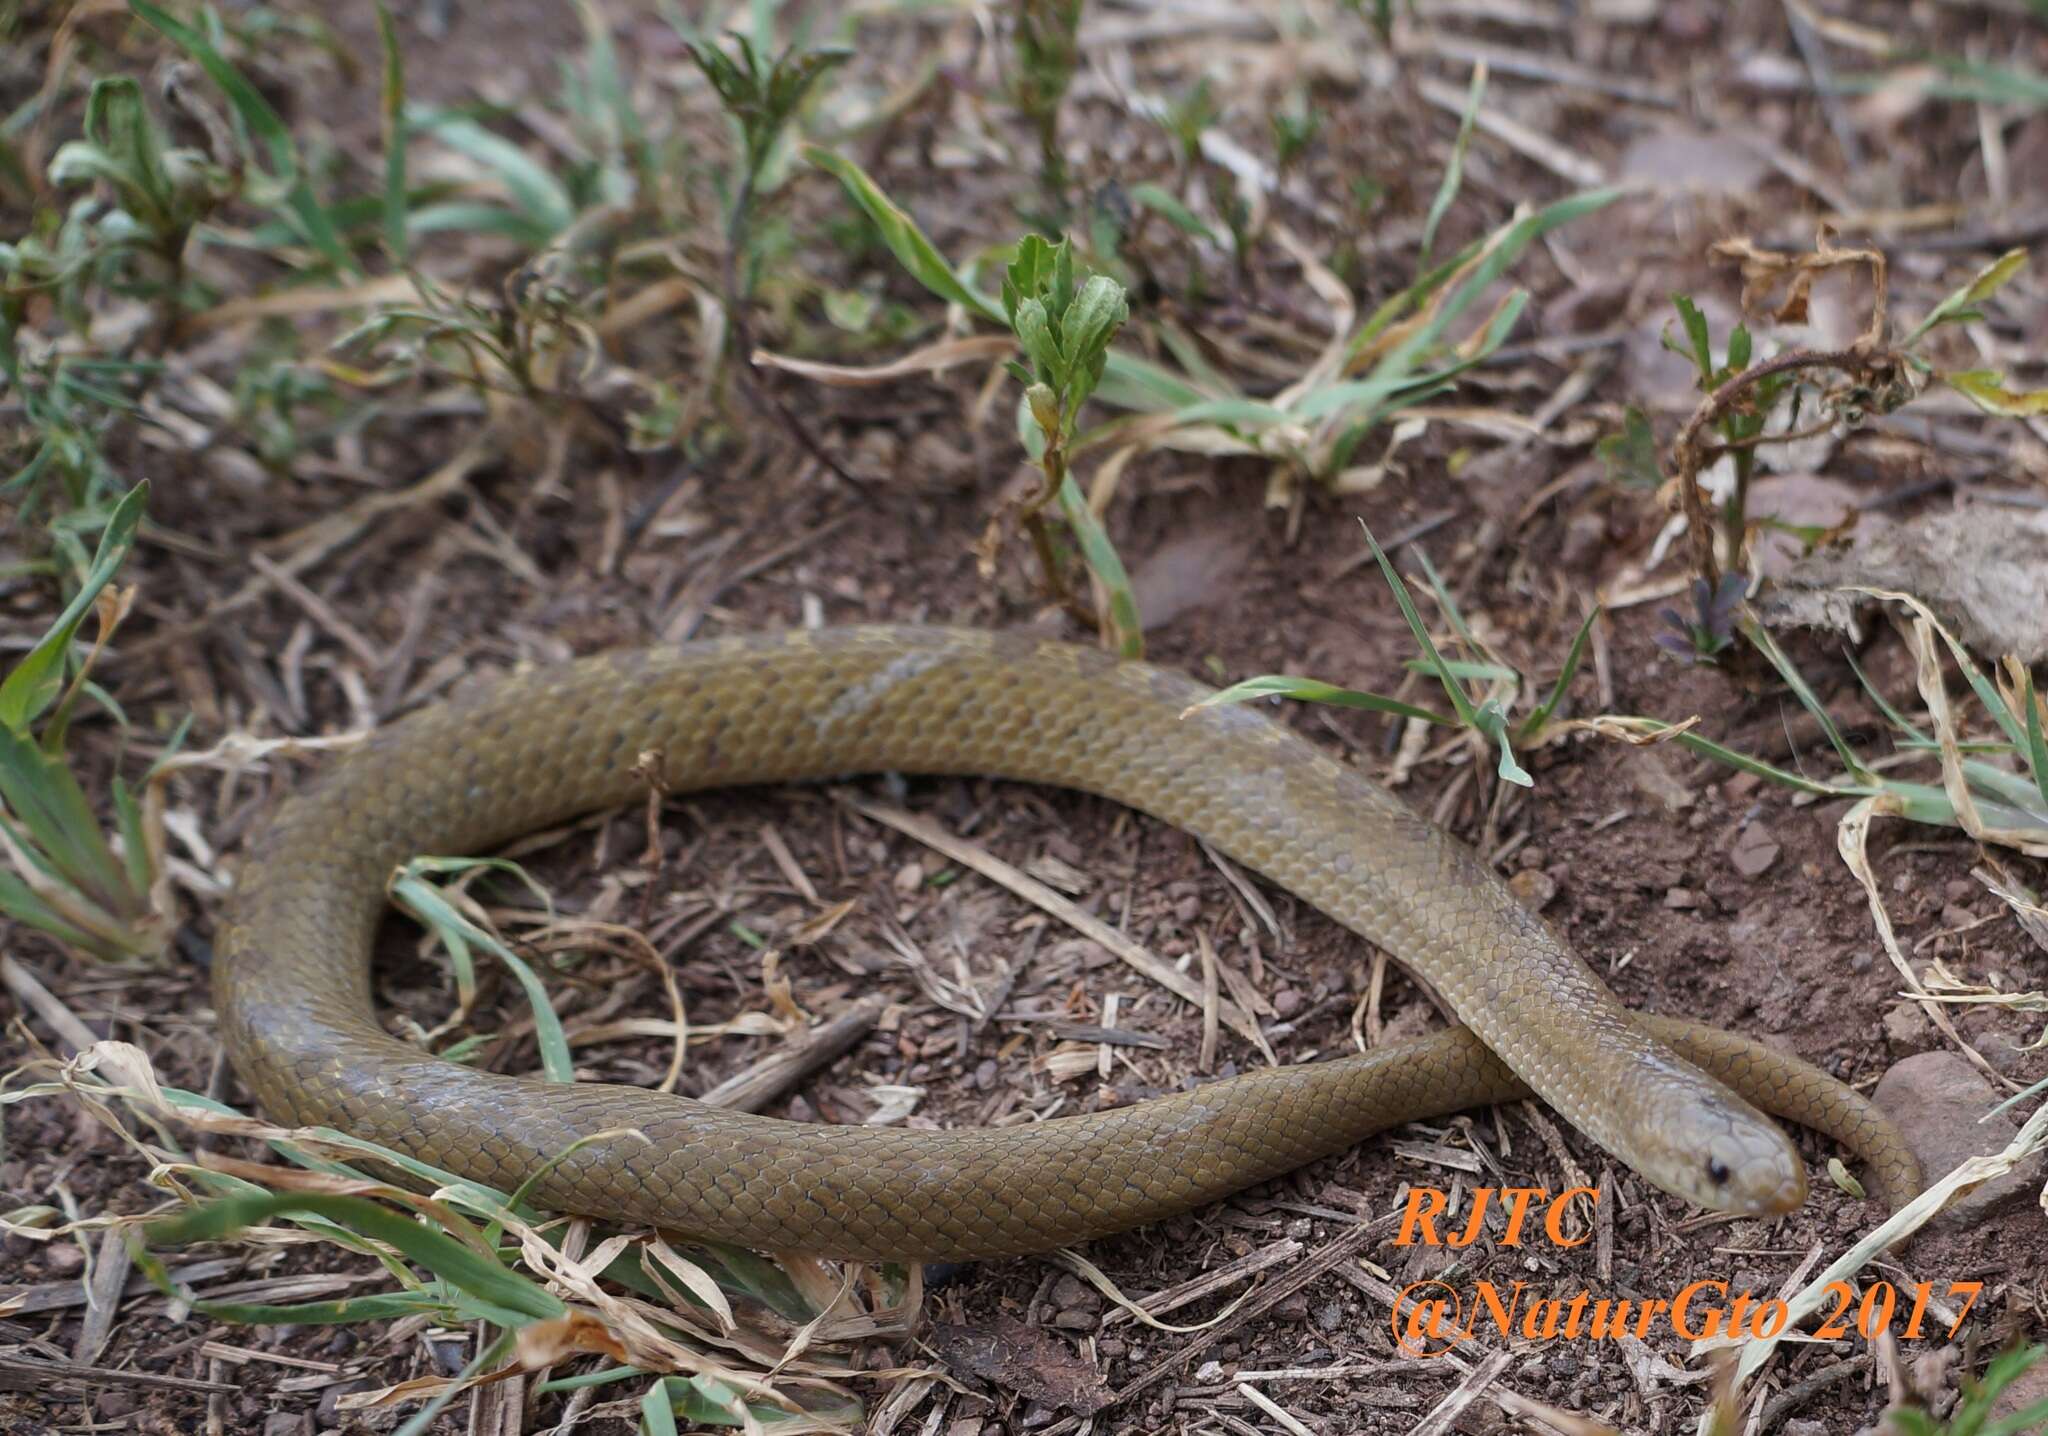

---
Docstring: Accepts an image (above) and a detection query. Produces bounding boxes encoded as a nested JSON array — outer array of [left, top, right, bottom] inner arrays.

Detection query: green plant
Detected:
[[1624, 237, 2046, 591], [1011, 0, 1086, 199], [1655, 573, 1745, 664], [1882, 1344, 2048, 1436], [0, 481, 177, 964], [999, 234, 1139, 654], [1192, 522, 1600, 792], [805, 148, 1621, 490]]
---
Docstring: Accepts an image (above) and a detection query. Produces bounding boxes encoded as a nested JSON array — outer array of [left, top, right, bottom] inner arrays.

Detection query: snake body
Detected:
[[219, 626, 1919, 1259]]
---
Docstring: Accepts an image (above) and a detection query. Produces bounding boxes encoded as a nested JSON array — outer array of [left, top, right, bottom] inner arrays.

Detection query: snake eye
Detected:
[[1706, 1157, 1732, 1186]]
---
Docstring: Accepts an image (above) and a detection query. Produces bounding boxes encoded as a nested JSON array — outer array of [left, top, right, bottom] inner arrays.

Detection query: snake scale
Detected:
[[218, 626, 1921, 1259]]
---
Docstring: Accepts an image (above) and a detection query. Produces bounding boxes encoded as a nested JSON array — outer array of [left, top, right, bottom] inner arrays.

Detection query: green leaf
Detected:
[[1670, 293, 1713, 383], [1420, 62, 1485, 260], [0, 479, 148, 734], [406, 107, 575, 236], [392, 860, 572, 1083], [1944, 368, 2048, 417], [1127, 182, 1218, 243], [1905, 248, 2028, 346], [1012, 296, 1062, 385], [1188, 674, 1457, 727], [1059, 274, 1129, 376], [807, 147, 1004, 324], [143, 1191, 564, 1322]]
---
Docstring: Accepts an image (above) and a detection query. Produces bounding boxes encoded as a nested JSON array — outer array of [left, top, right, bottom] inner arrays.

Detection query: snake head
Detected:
[[1642, 1082, 1808, 1215]]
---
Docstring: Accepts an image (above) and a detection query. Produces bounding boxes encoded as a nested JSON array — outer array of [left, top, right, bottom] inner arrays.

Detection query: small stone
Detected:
[[1097, 1337, 1126, 1358], [96, 1392, 139, 1420], [263, 1415, 312, 1436], [893, 860, 924, 895], [1195, 1360, 1225, 1381], [1174, 895, 1201, 924], [1941, 903, 1978, 929], [46, 1244, 83, 1274], [946, 1420, 984, 1436], [1053, 1306, 1098, 1331], [1781, 1421, 1828, 1436], [1665, 886, 1699, 910], [1050, 1275, 1093, 1308], [1944, 878, 1977, 903], [1723, 770, 1762, 799], [1881, 999, 1936, 1053], [1273, 1292, 1310, 1323], [1315, 1300, 1344, 1332], [1509, 869, 1559, 910], [1874, 1052, 2048, 1223], [972, 1058, 998, 1091], [1273, 988, 1303, 1020], [1729, 826, 1781, 877]]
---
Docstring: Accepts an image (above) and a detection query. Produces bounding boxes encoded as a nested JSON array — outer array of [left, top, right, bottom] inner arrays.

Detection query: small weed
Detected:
[[1010, 0, 1087, 200], [0, 481, 177, 964], [1880, 1344, 2048, 1436], [996, 234, 1139, 654], [1191, 521, 1600, 793], [1654, 573, 1746, 664]]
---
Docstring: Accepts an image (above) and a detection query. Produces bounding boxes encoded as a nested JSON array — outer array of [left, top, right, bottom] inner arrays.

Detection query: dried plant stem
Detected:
[[1673, 346, 1909, 588]]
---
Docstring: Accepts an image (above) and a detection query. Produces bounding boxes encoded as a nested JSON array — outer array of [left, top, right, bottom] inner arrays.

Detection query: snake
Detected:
[[218, 625, 1921, 1260]]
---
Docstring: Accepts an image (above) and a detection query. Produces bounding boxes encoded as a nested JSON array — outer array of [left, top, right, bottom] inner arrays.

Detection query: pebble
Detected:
[[1728, 825, 1780, 877], [1881, 999, 1936, 1053], [1664, 886, 1699, 910], [1273, 988, 1302, 1019], [1273, 1292, 1310, 1323], [1050, 1275, 1094, 1309], [1315, 1300, 1344, 1333], [1874, 1052, 2048, 1222], [1781, 1421, 1827, 1436], [1053, 1307, 1098, 1331], [264, 1415, 312, 1436], [972, 1058, 998, 1091], [1509, 869, 1559, 910]]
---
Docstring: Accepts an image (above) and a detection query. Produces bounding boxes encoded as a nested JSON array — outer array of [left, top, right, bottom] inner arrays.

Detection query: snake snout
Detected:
[[1700, 1115, 1808, 1215]]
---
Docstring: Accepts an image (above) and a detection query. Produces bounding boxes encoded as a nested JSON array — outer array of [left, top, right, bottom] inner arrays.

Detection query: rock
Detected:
[[1665, 887, 1700, 910], [1873, 1052, 2047, 1223], [1509, 869, 1559, 911], [1729, 825, 1781, 878], [263, 1415, 312, 1436], [1781, 1420, 1828, 1436], [1053, 1307, 1099, 1331], [1882, 999, 1937, 1053], [1273, 988, 1303, 1020], [1273, 1292, 1310, 1323]]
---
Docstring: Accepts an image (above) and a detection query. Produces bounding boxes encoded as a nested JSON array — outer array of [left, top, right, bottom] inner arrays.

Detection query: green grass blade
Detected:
[[0, 479, 147, 732], [407, 107, 575, 236], [1519, 605, 1600, 741], [1358, 521, 1477, 729], [2024, 673, 2048, 811], [805, 146, 1003, 324], [1741, 621, 1873, 783], [128, 1, 355, 275], [143, 1192, 565, 1321], [392, 870, 574, 1082], [1419, 63, 1485, 260], [1845, 650, 1930, 744], [1189, 674, 1457, 727], [1055, 473, 1143, 658], [0, 866, 108, 955]]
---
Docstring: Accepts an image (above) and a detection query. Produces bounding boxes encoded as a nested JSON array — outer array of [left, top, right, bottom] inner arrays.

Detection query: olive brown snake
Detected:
[[218, 626, 1920, 1259]]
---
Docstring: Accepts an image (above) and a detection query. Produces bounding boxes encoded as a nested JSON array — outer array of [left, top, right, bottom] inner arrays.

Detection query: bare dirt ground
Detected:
[[2, 1, 2046, 1434]]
